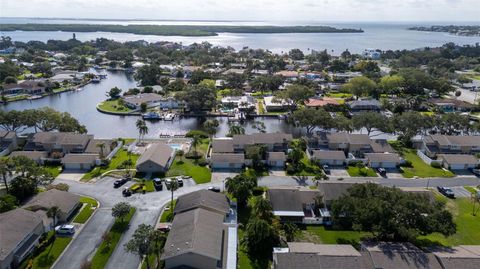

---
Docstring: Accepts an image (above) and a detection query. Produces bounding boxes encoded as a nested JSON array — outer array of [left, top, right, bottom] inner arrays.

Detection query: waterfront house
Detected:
[[263, 96, 295, 112], [29, 132, 93, 155], [162, 190, 237, 269], [428, 98, 474, 112], [122, 93, 165, 110], [62, 153, 99, 171], [9, 151, 48, 164], [0, 209, 45, 269], [364, 153, 401, 168], [267, 187, 322, 224], [437, 154, 479, 170], [310, 150, 346, 166], [304, 97, 340, 108], [273, 242, 373, 269], [2, 81, 46, 95], [326, 133, 371, 156], [220, 95, 256, 110], [23, 189, 81, 228], [317, 182, 358, 208], [136, 143, 175, 173], [211, 138, 234, 154], [348, 99, 381, 113], [210, 153, 245, 170], [232, 133, 293, 152]]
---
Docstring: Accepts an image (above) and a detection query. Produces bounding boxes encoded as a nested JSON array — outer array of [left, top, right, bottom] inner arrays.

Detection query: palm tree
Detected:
[[135, 119, 149, 143], [250, 196, 273, 221], [47, 206, 61, 237], [228, 124, 245, 137], [0, 159, 13, 193], [96, 142, 106, 159], [151, 230, 166, 268], [191, 135, 200, 158], [203, 119, 219, 141], [169, 179, 179, 214], [282, 223, 298, 242]]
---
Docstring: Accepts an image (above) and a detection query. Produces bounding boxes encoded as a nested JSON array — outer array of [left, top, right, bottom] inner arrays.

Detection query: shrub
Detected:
[[400, 160, 413, 167], [46, 183, 70, 192], [252, 186, 265, 196], [185, 130, 208, 139], [286, 164, 297, 175], [185, 152, 202, 159], [431, 162, 442, 168], [197, 159, 208, 166]]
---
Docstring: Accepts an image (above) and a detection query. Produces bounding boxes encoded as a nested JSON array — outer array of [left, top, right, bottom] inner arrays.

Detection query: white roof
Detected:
[[273, 211, 305, 217]]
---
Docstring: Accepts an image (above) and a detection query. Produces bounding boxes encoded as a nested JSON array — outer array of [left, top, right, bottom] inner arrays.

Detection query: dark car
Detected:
[[437, 186, 455, 198], [122, 188, 132, 197], [322, 165, 330, 174], [377, 168, 387, 175], [153, 178, 163, 191], [208, 186, 221, 193], [114, 177, 129, 188]]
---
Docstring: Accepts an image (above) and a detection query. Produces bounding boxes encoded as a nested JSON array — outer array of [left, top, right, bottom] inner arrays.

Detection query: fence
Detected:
[[416, 150, 442, 166]]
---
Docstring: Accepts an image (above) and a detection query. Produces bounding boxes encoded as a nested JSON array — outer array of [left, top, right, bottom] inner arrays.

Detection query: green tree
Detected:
[[227, 124, 245, 137], [379, 75, 405, 95], [225, 173, 257, 207], [135, 64, 162, 86], [242, 218, 279, 256], [0, 194, 18, 213], [250, 196, 274, 222], [202, 119, 219, 140], [136, 119, 149, 143], [140, 102, 148, 113], [191, 135, 200, 157], [151, 230, 166, 268], [47, 206, 61, 239], [112, 202, 132, 223], [343, 76, 377, 98], [245, 145, 267, 170], [288, 48, 305, 60], [107, 87, 122, 99], [282, 222, 298, 242], [124, 224, 154, 269], [96, 142, 106, 159], [177, 84, 216, 113], [292, 107, 333, 134], [352, 112, 389, 135], [277, 84, 315, 106], [4, 76, 17, 84], [0, 158, 13, 193], [331, 183, 456, 241]]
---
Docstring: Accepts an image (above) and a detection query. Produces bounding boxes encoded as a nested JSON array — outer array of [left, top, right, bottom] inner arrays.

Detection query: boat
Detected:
[[98, 74, 107, 79], [164, 113, 175, 121], [142, 112, 162, 120], [91, 77, 101, 83], [76, 87, 84, 91], [27, 95, 42, 100]]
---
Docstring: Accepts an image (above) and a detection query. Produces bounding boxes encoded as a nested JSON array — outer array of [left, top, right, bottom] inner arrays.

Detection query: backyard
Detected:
[[166, 139, 211, 184], [296, 225, 370, 247], [81, 147, 139, 181]]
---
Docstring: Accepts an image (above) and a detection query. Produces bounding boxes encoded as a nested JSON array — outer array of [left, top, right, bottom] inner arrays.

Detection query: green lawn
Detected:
[[326, 92, 353, 98], [160, 200, 176, 222], [464, 186, 478, 195], [166, 139, 211, 184], [97, 99, 134, 114], [400, 149, 455, 178], [346, 166, 378, 177], [81, 149, 139, 181], [44, 164, 63, 178], [91, 207, 136, 269], [130, 179, 155, 193], [418, 198, 480, 246], [287, 154, 322, 176], [73, 196, 98, 223], [257, 100, 265, 114], [298, 226, 370, 247], [30, 232, 72, 269]]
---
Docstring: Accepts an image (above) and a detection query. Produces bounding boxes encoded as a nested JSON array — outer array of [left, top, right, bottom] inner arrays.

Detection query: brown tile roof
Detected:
[[162, 208, 226, 261], [0, 208, 44, 261], [136, 143, 174, 168], [305, 97, 340, 107], [174, 189, 230, 215]]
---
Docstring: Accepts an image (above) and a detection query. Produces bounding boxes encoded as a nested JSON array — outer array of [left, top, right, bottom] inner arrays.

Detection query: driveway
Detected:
[[56, 172, 86, 181], [211, 171, 238, 183], [329, 168, 349, 178], [450, 186, 473, 198]]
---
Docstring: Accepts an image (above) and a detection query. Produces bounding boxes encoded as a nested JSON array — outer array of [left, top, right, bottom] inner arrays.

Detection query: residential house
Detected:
[[263, 96, 295, 112], [62, 153, 99, 171], [348, 99, 381, 113], [326, 133, 372, 156], [437, 154, 479, 170], [267, 187, 322, 224], [267, 152, 286, 168], [274, 70, 299, 80], [317, 182, 358, 208], [23, 189, 81, 228], [422, 134, 480, 157], [29, 132, 93, 155], [159, 96, 183, 109], [310, 150, 346, 166], [9, 151, 48, 164], [364, 153, 401, 168], [273, 242, 373, 269], [429, 98, 474, 112], [0, 131, 18, 156], [232, 133, 293, 152], [136, 143, 175, 173], [162, 190, 237, 269], [329, 71, 362, 82], [222, 68, 245, 75], [211, 138, 234, 154], [429, 245, 480, 269], [220, 96, 256, 110], [362, 49, 381, 60], [210, 153, 245, 170], [361, 242, 443, 269], [2, 81, 46, 95], [122, 93, 165, 110], [0, 209, 45, 269]]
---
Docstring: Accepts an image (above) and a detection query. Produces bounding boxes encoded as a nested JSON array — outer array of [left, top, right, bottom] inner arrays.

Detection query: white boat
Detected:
[[76, 87, 84, 91], [27, 95, 42, 100], [142, 112, 162, 120], [164, 113, 175, 121], [91, 77, 100, 83]]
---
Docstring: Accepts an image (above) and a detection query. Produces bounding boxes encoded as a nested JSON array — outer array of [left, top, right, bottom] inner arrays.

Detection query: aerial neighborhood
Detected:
[[1, 26, 480, 269]]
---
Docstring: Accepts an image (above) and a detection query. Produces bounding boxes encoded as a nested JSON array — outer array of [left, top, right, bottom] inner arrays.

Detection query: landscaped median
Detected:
[[90, 207, 136, 269], [73, 196, 99, 224]]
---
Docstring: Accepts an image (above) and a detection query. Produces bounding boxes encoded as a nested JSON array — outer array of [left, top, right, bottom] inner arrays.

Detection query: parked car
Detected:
[[208, 186, 221, 193], [55, 224, 75, 235], [114, 177, 129, 188], [437, 186, 455, 198], [322, 164, 330, 174], [122, 188, 132, 197], [166, 177, 183, 189], [470, 168, 480, 176], [153, 178, 163, 191], [377, 168, 386, 175]]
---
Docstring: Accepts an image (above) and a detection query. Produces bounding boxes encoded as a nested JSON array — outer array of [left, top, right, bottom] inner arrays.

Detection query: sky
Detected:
[[1, 0, 480, 22]]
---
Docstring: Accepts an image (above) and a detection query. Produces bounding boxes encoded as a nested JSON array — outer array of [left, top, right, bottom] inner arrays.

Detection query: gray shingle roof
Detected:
[[210, 153, 245, 164], [212, 138, 234, 153], [327, 133, 371, 145], [429, 245, 480, 269], [162, 208, 226, 261], [174, 189, 230, 215], [317, 182, 359, 203], [32, 132, 91, 146], [312, 150, 346, 160], [136, 143, 174, 167], [10, 151, 48, 160], [268, 187, 320, 212], [438, 154, 479, 165], [365, 153, 401, 163], [62, 153, 98, 164], [268, 152, 286, 161], [23, 189, 80, 216], [0, 209, 43, 261]]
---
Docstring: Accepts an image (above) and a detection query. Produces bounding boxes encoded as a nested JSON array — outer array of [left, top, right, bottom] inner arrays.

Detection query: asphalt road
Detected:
[[53, 174, 479, 269]]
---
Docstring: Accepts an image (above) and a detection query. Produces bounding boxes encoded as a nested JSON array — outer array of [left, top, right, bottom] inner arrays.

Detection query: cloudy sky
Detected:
[[1, 0, 479, 22]]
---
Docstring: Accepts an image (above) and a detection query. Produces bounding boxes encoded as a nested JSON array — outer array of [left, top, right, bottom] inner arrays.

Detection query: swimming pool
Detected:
[[168, 144, 183, 151]]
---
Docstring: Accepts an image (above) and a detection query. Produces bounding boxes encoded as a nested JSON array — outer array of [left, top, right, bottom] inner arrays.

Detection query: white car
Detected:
[[55, 224, 75, 235]]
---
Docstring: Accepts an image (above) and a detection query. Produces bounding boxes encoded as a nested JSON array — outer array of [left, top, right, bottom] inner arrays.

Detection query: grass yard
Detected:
[[346, 165, 377, 177], [44, 164, 63, 178], [400, 149, 455, 178], [257, 99, 265, 114], [287, 154, 323, 176], [297, 226, 370, 247], [97, 99, 134, 114], [91, 207, 136, 269], [130, 179, 156, 193], [29, 232, 72, 269], [160, 200, 176, 222], [81, 149, 139, 181], [167, 157, 211, 184], [464, 186, 479, 195], [73, 196, 99, 223], [418, 198, 480, 246], [326, 92, 353, 98]]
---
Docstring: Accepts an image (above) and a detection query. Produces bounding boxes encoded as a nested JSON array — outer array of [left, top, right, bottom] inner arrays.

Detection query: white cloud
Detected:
[[1, 0, 479, 22]]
